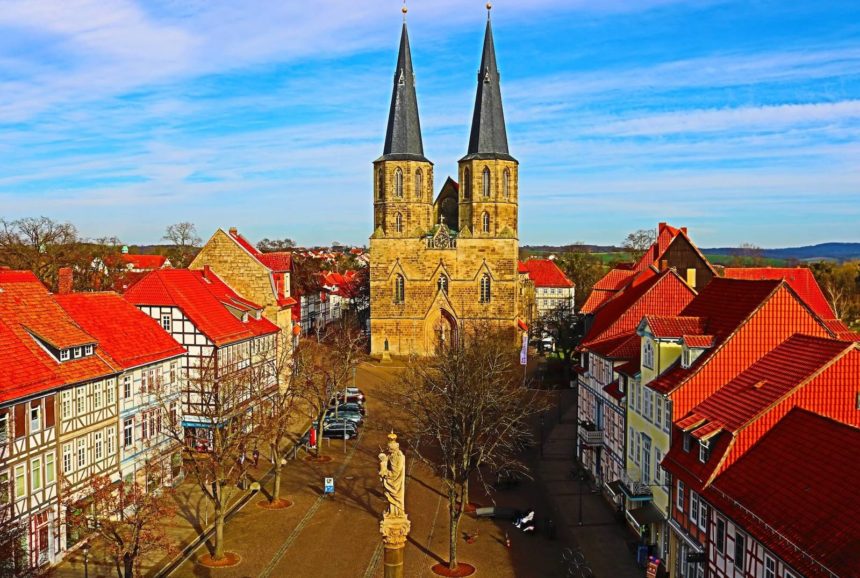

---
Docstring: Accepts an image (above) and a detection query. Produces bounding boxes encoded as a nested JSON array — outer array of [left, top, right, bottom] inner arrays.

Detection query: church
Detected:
[[369, 7, 524, 357]]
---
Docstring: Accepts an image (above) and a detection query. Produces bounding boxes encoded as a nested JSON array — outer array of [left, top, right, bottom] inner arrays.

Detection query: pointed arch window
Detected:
[[482, 167, 491, 197], [482, 211, 490, 233], [415, 169, 423, 200], [394, 274, 405, 304], [438, 274, 449, 295], [503, 169, 511, 198], [463, 168, 472, 200], [394, 168, 404, 198], [395, 212, 403, 233], [480, 274, 491, 304], [377, 169, 385, 200]]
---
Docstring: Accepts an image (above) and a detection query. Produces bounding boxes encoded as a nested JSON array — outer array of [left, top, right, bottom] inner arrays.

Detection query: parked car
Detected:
[[330, 402, 366, 416], [322, 421, 358, 440], [324, 409, 363, 426]]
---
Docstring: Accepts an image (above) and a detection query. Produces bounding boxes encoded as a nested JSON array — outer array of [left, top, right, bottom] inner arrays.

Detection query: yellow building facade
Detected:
[[369, 16, 521, 357]]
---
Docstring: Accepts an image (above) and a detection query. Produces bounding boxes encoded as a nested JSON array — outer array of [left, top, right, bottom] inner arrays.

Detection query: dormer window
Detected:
[[73, 347, 82, 359], [683, 432, 691, 453], [60, 349, 70, 362], [699, 441, 710, 463], [85, 345, 93, 356], [643, 339, 655, 369]]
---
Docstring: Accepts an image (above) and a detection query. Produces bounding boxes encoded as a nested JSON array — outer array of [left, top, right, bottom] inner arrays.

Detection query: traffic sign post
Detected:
[[324, 477, 335, 496]]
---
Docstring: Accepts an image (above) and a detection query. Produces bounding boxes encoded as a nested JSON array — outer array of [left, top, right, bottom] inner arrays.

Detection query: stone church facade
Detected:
[[369, 13, 523, 357]]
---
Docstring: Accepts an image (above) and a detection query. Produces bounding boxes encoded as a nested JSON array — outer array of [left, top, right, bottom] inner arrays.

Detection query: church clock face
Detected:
[[433, 226, 451, 249]]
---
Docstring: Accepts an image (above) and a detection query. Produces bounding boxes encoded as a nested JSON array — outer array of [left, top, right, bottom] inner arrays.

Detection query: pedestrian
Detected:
[[514, 508, 535, 529], [253, 447, 260, 467]]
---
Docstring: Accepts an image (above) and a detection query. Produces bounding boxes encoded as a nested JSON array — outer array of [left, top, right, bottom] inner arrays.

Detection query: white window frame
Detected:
[[699, 441, 710, 463], [85, 344, 93, 356], [60, 349, 70, 361], [123, 375, 132, 399], [61, 391, 72, 419], [161, 314, 171, 332], [94, 431, 103, 461], [715, 516, 726, 553], [107, 427, 116, 456], [734, 530, 746, 569], [45, 452, 55, 485], [106, 379, 115, 405], [76, 438, 86, 469], [690, 491, 699, 524], [63, 443, 73, 474], [123, 417, 134, 448], [73, 347, 82, 359], [0, 413, 7, 445], [763, 553, 776, 578], [643, 339, 654, 369], [14, 464, 25, 500], [30, 457, 42, 492], [30, 405, 41, 433], [93, 383, 103, 410]]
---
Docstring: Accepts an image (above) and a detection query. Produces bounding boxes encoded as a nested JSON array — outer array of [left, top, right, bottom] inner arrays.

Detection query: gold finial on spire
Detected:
[[486, 2, 492, 18], [402, 0, 408, 20]]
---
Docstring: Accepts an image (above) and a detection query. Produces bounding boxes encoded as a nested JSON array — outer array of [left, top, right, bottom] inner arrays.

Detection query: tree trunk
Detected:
[[316, 420, 324, 457], [123, 552, 134, 578], [447, 487, 460, 571], [214, 498, 225, 560], [563, 350, 572, 389], [272, 452, 282, 503]]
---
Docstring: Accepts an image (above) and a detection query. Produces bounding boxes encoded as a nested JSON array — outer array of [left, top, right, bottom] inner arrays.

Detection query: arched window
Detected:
[[377, 169, 385, 200], [482, 167, 491, 197], [415, 169, 423, 200], [395, 212, 403, 233], [463, 168, 471, 200], [438, 274, 449, 295], [394, 168, 403, 198], [503, 168, 511, 198], [394, 274, 405, 303], [482, 211, 490, 233], [480, 274, 491, 303]]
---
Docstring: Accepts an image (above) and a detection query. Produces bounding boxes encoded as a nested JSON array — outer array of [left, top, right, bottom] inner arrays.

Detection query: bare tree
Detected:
[[65, 465, 176, 578], [397, 325, 546, 572], [162, 222, 201, 268], [730, 243, 766, 267], [256, 238, 296, 253], [555, 245, 606, 311], [160, 351, 274, 562], [539, 303, 588, 387], [292, 314, 367, 457], [0, 216, 81, 289], [622, 229, 657, 262], [0, 477, 36, 577]]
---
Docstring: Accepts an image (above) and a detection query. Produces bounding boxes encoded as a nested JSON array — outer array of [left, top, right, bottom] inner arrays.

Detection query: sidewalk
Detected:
[[52, 410, 313, 578], [537, 391, 643, 578]]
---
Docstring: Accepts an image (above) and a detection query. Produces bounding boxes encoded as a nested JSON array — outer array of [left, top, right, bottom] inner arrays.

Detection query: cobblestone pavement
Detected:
[[53, 360, 646, 578]]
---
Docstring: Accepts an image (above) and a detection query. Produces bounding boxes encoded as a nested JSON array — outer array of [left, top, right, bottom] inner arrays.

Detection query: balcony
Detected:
[[578, 421, 604, 447], [619, 470, 653, 502]]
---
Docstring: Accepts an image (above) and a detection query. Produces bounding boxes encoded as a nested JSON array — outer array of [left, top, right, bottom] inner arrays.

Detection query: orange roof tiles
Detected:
[[518, 259, 574, 288], [642, 315, 705, 339], [55, 292, 185, 370], [124, 269, 279, 347], [724, 267, 835, 318], [707, 409, 860, 578], [258, 252, 292, 272], [121, 254, 168, 270]]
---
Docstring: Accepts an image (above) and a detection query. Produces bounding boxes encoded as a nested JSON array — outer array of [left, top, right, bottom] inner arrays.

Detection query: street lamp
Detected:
[[81, 542, 91, 578], [539, 415, 545, 457]]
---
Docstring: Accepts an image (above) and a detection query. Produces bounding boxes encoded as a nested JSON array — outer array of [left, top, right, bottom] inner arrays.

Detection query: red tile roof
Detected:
[[707, 409, 860, 578], [682, 334, 715, 348], [642, 315, 705, 339], [586, 332, 641, 360], [258, 252, 292, 272], [0, 272, 118, 400], [121, 254, 168, 270], [603, 381, 624, 401], [518, 259, 575, 288], [582, 268, 696, 346], [124, 269, 279, 347], [821, 318, 860, 342], [647, 278, 784, 395], [581, 267, 636, 314], [724, 267, 835, 318], [55, 292, 185, 370]]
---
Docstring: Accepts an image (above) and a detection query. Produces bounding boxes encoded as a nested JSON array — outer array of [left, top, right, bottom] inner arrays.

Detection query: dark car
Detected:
[[322, 421, 358, 440], [332, 392, 365, 406], [324, 409, 363, 426], [330, 402, 366, 416]]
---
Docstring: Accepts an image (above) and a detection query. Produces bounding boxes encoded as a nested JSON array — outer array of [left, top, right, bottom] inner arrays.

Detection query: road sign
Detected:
[[324, 477, 335, 495]]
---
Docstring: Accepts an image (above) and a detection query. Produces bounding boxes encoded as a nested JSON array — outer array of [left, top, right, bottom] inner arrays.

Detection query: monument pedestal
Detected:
[[380, 513, 411, 578]]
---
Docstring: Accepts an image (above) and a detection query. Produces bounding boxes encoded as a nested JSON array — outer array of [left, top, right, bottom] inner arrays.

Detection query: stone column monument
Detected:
[[379, 432, 410, 578]]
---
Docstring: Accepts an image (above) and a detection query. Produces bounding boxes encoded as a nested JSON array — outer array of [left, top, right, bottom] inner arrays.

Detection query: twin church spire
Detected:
[[381, 10, 514, 163]]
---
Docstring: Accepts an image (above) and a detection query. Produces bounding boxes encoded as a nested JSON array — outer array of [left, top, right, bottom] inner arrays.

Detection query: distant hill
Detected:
[[701, 243, 860, 263], [522, 242, 860, 263]]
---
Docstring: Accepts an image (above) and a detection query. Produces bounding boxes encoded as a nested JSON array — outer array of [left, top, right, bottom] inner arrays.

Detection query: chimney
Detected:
[[203, 265, 212, 280], [681, 227, 688, 234], [658, 222, 667, 233], [58, 267, 73, 294], [229, 227, 238, 236]]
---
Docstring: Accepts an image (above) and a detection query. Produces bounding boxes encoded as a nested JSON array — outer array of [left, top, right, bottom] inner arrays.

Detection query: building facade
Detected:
[[369, 14, 522, 357]]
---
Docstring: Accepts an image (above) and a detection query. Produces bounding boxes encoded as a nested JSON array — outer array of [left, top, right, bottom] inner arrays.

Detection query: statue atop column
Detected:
[[379, 432, 411, 574], [378, 432, 407, 516]]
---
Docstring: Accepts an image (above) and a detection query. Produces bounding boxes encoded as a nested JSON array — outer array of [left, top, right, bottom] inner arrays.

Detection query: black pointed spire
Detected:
[[380, 21, 428, 162], [462, 14, 515, 162]]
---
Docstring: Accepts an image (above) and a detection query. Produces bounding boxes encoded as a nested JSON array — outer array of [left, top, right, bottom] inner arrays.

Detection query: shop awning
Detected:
[[626, 502, 664, 530]]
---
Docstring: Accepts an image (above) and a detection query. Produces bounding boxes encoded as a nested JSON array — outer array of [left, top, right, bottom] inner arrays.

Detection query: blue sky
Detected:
[[1, 0, 858, 248]]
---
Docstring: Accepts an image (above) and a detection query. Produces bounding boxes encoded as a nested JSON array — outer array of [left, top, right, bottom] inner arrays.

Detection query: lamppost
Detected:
[[539, 415, 545, 457], [81, 542, 91, 578]]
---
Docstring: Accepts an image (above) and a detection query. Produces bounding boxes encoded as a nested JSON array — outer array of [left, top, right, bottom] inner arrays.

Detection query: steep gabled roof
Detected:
[[124, 269, 278, 347], [586, 332, 641, 360], [724, 267, 835, 318], [0, 318, 64, 403], [582, 268, 696, 346], [581, 266, 637, 314], [55, 292, 185, 370], [707, 409, 860, 578], [518, 259, 575, 288], [641, 315, 706, 339]]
